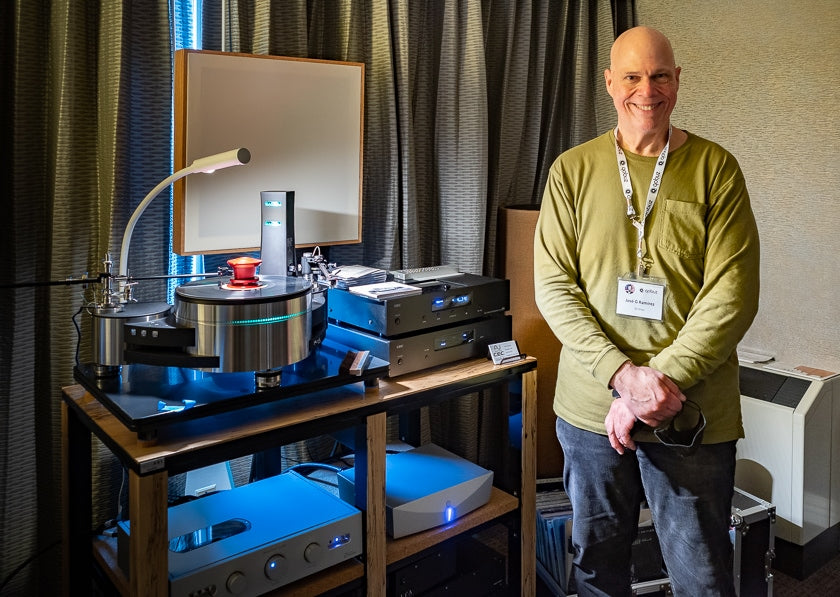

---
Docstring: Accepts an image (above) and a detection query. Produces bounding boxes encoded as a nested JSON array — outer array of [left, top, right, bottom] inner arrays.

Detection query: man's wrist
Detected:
[[609, 360, 633, 392]]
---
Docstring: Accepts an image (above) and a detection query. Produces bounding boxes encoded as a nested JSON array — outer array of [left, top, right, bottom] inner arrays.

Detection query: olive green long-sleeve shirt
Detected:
[[534, 129, 760, 443]]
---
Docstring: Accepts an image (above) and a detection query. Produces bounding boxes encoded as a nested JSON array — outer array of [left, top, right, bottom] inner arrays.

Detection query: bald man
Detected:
[[534, 26, 760, 596]]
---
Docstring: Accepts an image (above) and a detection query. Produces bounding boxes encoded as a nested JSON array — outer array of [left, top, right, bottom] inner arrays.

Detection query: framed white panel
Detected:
[[174, 50, 364, 254]]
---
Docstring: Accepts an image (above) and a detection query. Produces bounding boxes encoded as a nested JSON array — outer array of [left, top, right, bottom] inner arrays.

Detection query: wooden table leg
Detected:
[[128, 468, 168, 596], [364, 411, 387, 596], [520, 368, 538, 596]]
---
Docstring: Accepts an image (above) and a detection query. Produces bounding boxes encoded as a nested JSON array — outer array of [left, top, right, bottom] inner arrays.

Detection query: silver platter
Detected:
[[174, 275, 313, 372]]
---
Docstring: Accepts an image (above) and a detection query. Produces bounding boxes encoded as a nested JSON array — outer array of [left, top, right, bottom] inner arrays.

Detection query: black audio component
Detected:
[[387, 535, 506, 597], [327, 315, 511, 377], [388, 541, 458, 597], [426, 537, 506, 595], [326, 273, 509, 337]]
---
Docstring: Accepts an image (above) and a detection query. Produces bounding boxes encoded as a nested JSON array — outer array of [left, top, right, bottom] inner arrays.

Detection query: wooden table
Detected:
[[62, 356, 538, 596]]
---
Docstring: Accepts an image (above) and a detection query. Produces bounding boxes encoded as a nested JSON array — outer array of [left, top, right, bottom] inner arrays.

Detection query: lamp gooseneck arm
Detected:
[[117, 148, 251, 278], [118, 169, 192, 278]]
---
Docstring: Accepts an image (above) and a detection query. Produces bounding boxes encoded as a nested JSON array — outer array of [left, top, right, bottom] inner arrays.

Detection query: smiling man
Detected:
[[606, 27, 687, 156], [534, 26, 760, 596]]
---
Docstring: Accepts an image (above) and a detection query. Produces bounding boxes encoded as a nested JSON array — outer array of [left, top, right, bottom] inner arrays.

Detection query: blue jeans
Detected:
[[555, 417, 736, 597]]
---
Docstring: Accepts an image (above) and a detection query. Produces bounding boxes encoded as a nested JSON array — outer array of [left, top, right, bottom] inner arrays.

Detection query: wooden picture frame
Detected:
[[173, 49, 364, 254]]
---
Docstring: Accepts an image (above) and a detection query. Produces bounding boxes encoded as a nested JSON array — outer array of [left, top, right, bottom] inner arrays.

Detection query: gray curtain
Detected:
[[0, 0, 633, 594], [1, 2, 177, 594]]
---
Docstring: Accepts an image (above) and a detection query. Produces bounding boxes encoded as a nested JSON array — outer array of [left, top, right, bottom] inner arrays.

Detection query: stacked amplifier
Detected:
[[327, 271, 511, 376]]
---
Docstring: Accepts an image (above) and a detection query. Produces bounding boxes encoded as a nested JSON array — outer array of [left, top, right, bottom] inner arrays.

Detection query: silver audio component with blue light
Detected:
[[337, 443, 493, 538], [117, 471, 363, 596]]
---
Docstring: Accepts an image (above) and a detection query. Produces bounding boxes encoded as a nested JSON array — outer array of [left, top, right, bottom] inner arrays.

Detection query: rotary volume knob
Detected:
[[303, 542, 323, 564], [226, 571, 247, 594]]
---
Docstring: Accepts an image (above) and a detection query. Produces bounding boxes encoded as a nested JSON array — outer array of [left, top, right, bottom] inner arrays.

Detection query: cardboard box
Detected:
[[498, 205, 564, 478]]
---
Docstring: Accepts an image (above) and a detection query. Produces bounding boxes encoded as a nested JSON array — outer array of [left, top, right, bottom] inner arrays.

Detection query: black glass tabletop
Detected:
[[73, 335, 388, 439]]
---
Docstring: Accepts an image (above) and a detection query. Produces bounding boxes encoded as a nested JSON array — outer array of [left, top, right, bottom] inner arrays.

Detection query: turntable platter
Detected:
[[176, 275, 311, 302], [174, 275, 313, 372]]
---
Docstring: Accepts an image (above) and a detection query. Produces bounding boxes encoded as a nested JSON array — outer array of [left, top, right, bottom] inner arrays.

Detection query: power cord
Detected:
[[0, 538, 61, 595]]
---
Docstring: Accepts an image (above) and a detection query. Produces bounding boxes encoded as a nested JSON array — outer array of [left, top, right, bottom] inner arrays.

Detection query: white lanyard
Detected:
[[613, 126, 671, 276]]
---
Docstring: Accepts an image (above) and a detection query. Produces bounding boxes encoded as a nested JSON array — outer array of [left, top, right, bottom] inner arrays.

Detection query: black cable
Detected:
[[303, 476, 339, 489], [71, 302, 85, 368], [0, 538, 61, 594], [288, 462, 345, 489], [288, 462, 343, 475]]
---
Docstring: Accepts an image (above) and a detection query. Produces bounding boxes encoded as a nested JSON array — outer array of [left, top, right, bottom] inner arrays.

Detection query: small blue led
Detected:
[[445, 504, 455, 522], [329, 533, 351, 549], [264, 201, 283, 207]]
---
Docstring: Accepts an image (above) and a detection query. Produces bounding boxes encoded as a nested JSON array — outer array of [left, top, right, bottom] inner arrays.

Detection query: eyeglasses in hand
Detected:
[[653, 400, 706, 452]]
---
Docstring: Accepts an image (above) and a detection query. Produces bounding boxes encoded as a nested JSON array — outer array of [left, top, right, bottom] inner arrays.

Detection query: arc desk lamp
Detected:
[[91, 148, 251, 374]]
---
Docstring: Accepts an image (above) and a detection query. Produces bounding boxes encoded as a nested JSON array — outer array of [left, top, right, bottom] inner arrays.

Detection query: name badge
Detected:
[[616, 275, 666, 321]]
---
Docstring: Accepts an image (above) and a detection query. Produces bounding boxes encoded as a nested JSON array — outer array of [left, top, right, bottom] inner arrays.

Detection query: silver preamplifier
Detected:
[[117, 471, 363, 596]]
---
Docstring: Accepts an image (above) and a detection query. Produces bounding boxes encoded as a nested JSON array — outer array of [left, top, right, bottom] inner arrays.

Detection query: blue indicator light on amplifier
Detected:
[[329, 533, 351, 549], [444, 503, 455, 523]]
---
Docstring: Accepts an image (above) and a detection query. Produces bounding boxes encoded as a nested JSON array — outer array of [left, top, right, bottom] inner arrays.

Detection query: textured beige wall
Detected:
[[634, 0, 840, 372]]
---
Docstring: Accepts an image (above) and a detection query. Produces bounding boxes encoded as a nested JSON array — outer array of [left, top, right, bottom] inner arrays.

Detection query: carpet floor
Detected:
[[535, 552, 840, 596], [773, 555, 840, 596]]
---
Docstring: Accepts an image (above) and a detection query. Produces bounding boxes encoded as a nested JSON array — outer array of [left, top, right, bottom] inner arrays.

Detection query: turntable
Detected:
[[111, 262, 316, 374], [64, 152, 389, 441], [75, 251, 387, 442]]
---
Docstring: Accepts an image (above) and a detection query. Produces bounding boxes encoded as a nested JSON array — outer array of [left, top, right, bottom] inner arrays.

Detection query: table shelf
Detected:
[[63, 356, 537, 596]]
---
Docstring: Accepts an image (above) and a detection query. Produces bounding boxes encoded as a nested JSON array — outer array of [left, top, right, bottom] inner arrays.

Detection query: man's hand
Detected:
[[605, 398, 639, 454], [609, 361, 686, 427]]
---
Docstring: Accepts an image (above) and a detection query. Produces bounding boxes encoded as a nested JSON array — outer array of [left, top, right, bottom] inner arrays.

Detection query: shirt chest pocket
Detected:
[[656, 199, 708, 259]]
